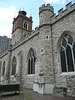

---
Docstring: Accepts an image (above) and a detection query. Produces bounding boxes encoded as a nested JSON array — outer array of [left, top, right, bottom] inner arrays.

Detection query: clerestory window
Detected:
[[60, 34, 75, 72]]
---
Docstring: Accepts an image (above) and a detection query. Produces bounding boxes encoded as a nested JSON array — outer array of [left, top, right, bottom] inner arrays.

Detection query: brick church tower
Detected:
[[12, 10, 32, 45]]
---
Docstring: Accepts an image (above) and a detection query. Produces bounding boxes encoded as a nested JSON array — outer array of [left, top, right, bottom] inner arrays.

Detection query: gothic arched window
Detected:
[[12, 57, 16, 75], [23, 22, 28, 29], [2, 61, 5, 76], [60, 34, 75, 72], [28, 49, 36, 74]]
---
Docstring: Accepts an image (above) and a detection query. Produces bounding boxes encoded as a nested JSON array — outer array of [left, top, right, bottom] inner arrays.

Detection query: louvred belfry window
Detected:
[[23, 22, 28, 30]]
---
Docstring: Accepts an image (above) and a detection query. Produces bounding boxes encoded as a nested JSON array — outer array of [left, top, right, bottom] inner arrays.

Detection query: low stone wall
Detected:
[[54, 76, 75, 97], [54, 87, 67, 97], [66, 77, 75, 97]]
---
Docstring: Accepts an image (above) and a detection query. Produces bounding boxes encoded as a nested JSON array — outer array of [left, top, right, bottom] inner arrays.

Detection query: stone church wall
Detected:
[[10, 28, 41, 89], [51, 2, 75, 97], [0, 51, 9, 84], [0, 1, 75, 97]]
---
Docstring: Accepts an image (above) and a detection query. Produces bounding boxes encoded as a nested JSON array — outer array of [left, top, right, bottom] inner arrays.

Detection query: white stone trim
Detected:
[[60, 72, 75, 76], [33, 83, 54, 94]]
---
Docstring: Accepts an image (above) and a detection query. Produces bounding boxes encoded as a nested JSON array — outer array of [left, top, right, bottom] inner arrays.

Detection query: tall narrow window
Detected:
[[60, 47, 67, 72], [12, 57, 16, 75], [2, 61, 5, 76], [66, 45, 74, 71], [23, 22, 28, 29], [28, 49, 35, 74], [73, 43, 75, 62], [60, 34, 74, 72]]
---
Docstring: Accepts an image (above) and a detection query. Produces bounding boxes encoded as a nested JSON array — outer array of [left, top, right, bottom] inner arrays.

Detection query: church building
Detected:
[[0, 1, 75, 97]]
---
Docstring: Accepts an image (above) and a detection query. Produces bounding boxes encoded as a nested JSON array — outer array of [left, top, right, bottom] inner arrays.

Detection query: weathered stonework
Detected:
[[0, 1, 75, 97]]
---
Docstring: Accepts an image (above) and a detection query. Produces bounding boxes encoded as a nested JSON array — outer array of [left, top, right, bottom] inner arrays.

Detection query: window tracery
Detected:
[[60, 34, 75, 72], [23, 22, 28, 30], [12, 57, 16, 75], [28, 49, 35, 74]]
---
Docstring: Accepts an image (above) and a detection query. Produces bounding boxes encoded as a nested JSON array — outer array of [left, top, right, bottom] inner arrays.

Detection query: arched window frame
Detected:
[[23, 21, 28, 30], [28, 48, 36, 74], [2, 61, 5, 76], [12, 57, 17, 75], [58, 33, 75, 74]]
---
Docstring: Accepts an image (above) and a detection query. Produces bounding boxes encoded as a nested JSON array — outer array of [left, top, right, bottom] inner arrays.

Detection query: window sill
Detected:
[[27, 74, 35, 77], [60, 72, 75, 76]]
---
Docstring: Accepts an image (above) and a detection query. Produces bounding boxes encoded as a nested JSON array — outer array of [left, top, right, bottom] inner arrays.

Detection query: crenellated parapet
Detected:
[[51, 2, 75, 24], [39, 4, 54, 26], [39, 4, 54, 14]]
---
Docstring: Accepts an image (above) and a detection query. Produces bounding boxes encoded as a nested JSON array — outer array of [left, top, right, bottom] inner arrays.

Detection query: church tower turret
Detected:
[[33, 4, 55, 94], [12, 10, 32, 45], [39, 4, 54, 26]]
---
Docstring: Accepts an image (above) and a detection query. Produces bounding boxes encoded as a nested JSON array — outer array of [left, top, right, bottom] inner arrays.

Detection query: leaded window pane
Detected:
[[2, 61, 5, 76], [66, 45, 74, 72], [65, 34, 69, 39], [32, 57, 35, 74], [62, 38, 67, 47], [68, 35, 74, 45], [12, 57, 16, 75], [28, 58, 30, 74], [31, 57, 33, 74], [28, 49, 35, 74], [24, 22, 27, 29], [60, 47, 67, 72], [30, 51, 34, 57], [60, 34, 74, 73], [73, 43, 75, 62]]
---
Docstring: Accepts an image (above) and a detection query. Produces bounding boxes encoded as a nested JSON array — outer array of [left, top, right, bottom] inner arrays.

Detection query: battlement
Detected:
[[39, 4, 54, 14], [51, 1, 75, 24]]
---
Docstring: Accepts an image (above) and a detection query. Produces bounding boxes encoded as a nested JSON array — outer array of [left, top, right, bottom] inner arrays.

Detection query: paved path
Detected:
[[1, 89, 75, 100]]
